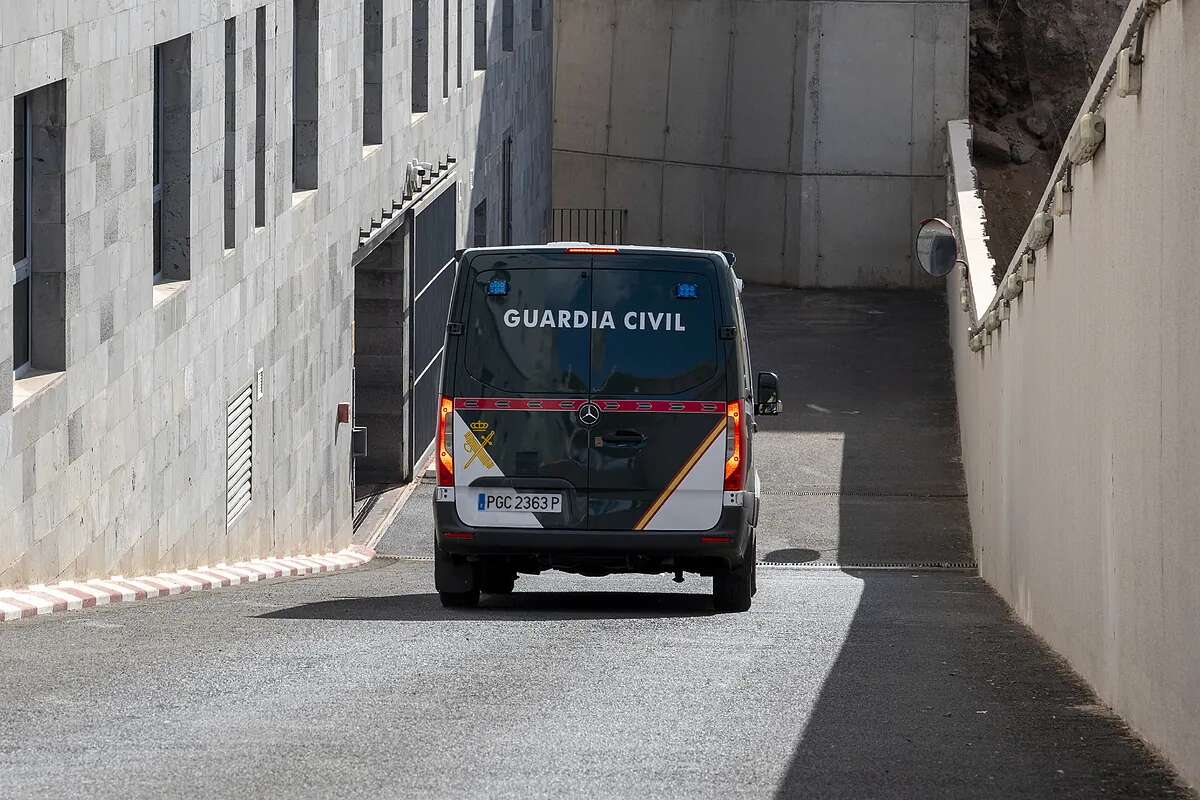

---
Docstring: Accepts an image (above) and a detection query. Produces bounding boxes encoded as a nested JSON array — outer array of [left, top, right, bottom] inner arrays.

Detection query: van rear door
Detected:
[[587, 255, 729, 531], [452, 253, 591, 529]]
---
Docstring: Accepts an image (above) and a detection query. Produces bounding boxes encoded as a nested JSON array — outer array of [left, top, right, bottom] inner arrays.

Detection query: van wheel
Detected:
[[434, 542, 479, 608], [479, 566, 517, 595], [713, 536, 755, 613]]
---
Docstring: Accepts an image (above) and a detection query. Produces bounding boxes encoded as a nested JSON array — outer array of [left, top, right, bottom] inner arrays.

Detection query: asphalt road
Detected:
[[0, 289, 1191, 798]]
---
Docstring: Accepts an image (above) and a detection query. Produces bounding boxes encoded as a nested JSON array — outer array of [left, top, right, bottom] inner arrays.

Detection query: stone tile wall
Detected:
[[0, 0, 553, 588]]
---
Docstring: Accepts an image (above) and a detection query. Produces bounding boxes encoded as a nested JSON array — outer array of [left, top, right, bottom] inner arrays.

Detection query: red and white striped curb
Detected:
[[0, 545, 375, 622]]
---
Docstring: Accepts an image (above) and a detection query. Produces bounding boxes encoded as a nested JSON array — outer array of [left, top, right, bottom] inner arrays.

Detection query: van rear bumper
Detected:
[[434, 504, 753, 569]]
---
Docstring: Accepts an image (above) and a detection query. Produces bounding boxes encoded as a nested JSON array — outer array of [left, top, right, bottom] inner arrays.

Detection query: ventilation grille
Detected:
[[226, 384, 253, 527]]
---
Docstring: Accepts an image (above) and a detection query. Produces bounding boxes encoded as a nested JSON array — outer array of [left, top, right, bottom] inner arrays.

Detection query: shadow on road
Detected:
[[770, 571, 1191, 799], [744, 287, 1190, 797], [259, 590, 716, 622]]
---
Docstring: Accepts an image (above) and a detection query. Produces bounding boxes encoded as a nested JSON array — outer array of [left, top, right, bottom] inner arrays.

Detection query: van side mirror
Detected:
[[915, 218, 959, 278], [755, 372, 782, 416]]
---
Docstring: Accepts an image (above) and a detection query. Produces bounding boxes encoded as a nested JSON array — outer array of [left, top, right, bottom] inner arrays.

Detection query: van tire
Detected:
[[713, 536, 755, 613], [434, 541, 478, 608]]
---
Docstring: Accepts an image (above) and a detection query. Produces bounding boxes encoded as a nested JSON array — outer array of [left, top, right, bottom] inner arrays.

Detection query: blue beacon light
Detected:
[[674, 282, 698, 299], [486, 278, 509, 296]]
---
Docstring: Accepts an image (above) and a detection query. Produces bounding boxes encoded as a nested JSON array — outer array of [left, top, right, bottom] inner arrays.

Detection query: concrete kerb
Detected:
[[0, 545, 377, 623], [360, 453, 436, 552], [0, 455, 440, 623]]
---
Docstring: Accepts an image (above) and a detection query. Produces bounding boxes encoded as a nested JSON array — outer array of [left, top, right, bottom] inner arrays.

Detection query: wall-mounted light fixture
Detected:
[[1027, 213, 1054, 250], [1054, 180, 1072, 217], [1118, 47, 1142, 97], [1068, 112, 1106, 165], [1121, 0, 1170, 97], [1020, 251, 1037, 283], [1001, 271, 1024, 301], [1054, 164, 1074, 217]]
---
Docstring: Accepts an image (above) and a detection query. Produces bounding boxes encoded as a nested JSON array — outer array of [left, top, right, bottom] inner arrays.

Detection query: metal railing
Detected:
[[552, 208, 628, 245], [948, 0, 1168, 354]]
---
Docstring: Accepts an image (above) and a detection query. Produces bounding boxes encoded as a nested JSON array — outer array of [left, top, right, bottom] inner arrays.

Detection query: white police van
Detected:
[[432, 244, 781, 612]]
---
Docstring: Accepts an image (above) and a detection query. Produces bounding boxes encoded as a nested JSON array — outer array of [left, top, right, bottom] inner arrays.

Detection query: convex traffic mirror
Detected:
[[915, 218, 959, 278]]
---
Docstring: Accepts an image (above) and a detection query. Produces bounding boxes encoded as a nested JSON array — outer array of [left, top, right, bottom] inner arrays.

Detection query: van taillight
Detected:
[[437, 396, 454, 486], [724, 400, 745, 491]]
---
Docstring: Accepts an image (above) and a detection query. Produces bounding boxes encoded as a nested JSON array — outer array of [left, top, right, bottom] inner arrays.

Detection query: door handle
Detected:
[[601, 430, 646, 447]]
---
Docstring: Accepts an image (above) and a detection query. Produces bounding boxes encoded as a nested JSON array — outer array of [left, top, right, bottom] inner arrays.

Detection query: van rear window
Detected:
[[463, 256, 591, 394], [590, 266, 718, 395], [460, 253, 721, 396]]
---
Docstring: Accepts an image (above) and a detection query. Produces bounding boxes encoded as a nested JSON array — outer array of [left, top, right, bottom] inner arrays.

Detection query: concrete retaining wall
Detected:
[[552, 0, 967, 287], [946, 2, 1200, 787], [0, 1, 552, 588]]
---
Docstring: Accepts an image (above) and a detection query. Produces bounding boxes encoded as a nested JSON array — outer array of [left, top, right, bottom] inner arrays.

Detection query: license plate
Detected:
[[476, 491, 562, 513]]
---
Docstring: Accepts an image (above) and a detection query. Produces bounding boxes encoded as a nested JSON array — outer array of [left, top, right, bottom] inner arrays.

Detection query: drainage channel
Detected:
[[377, 554, 978, 574], [760, 488, 967, 499], [758, 560, 977, 573]]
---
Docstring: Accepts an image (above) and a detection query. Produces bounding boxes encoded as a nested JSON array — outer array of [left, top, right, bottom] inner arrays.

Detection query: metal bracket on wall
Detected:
[[352, 158, 457, 268]]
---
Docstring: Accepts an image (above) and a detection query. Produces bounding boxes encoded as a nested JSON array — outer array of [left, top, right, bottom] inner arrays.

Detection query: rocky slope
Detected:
[[969, 0, 1127, 280]]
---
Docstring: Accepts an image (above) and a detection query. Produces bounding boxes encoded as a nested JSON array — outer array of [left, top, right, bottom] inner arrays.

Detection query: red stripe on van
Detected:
[[456, 398, 587, 411], [454, 398, 726, 414]]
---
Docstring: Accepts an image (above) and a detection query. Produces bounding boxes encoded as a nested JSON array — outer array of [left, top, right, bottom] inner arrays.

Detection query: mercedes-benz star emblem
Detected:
[[578, 403, 601, 426]]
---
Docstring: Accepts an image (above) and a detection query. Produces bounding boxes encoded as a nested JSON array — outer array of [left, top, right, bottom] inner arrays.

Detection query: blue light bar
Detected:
[[486, 278, 509, 296], [674, 282, 698, 299]]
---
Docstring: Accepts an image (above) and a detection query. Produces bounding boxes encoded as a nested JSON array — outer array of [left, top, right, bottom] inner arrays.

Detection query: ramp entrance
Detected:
[[353, 178, 458, 525], [744, 288, 972, 567]]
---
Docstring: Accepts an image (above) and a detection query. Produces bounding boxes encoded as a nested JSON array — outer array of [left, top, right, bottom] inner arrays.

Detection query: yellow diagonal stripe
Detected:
[[634, 418, 726, 531]]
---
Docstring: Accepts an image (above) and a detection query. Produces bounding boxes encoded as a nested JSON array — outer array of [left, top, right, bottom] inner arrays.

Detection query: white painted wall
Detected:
[[552, 0, 968, 288], [945, 2, 1200, 787]]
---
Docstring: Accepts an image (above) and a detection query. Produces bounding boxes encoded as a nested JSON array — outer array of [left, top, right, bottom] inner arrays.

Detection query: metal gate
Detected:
[[552, 208, 628, 244], [410, 182, 458, 471]]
